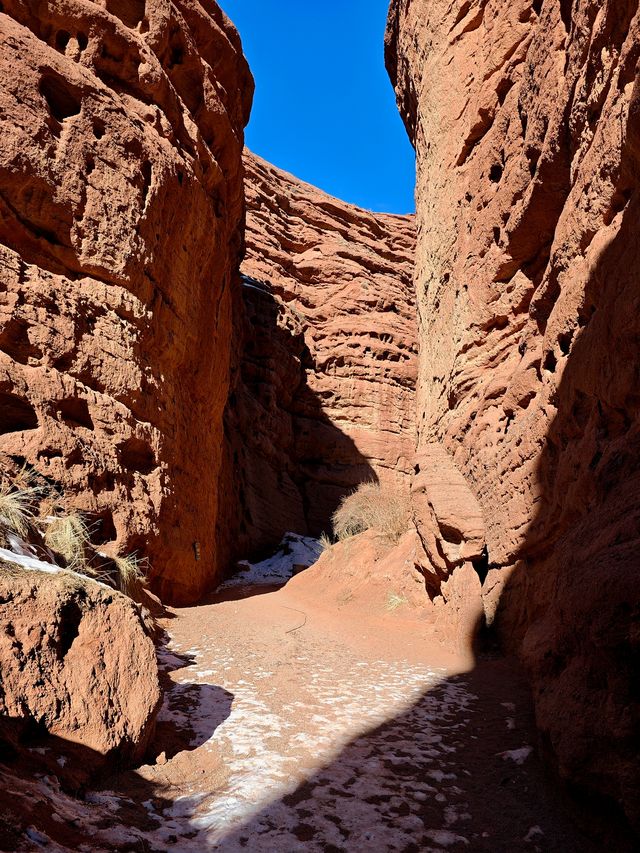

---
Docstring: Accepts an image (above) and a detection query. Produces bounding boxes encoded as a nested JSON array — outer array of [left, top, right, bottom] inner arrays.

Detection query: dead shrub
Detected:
[[318, 531, 334, 551], [331, 481, 410, 544]]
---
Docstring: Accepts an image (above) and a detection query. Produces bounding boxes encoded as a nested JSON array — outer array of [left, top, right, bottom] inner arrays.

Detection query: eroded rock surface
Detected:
[[0, 0, 252, 603], [0, 563, 159, 770], [411, 443, 486, 576], [387, 0, 640, 830], [220, 152, 417, 557]]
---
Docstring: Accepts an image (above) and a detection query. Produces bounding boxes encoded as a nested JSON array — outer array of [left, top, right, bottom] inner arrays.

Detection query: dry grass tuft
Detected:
[[386, 591, 408, 611], [0, 483, 37, 542], [44, 512, 90, 570], [332, 482, 410, 544], [113, 553, 145, 599], [318, 531, 333, 551]]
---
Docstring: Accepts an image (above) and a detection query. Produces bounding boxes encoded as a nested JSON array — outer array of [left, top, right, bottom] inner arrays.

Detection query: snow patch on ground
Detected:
[[143, 629, 479, 852], [218, 533, 322, 589], [499, 746, 533, 765]]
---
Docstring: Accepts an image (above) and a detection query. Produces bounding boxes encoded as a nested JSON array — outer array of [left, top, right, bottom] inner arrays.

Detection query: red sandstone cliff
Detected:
[[387, 0, 640, 830], [0, 0, 252, 604], [220, 151, 417, 558]]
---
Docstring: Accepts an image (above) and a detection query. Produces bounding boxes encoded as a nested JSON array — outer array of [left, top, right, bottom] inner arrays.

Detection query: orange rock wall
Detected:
[[0, 0, 252, 603], [387, 0, 640, 829], [220, 152, 417, 557]]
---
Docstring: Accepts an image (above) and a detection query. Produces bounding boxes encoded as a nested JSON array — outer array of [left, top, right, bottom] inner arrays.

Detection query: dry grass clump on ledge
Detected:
[[44, 512, 90, 572], [0, 482, 37, 542], [113, 553, 145, 599], [0, 467, 149, 603], [331, 481, 410, 544]]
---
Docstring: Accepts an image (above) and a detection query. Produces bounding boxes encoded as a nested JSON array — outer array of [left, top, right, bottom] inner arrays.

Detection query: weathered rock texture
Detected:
[[0, 563, 159, 767], [387, 0, 640, 830], [219, 152, 417, 557], [0, 0, 252, 603], [411, 443, 486, 577]]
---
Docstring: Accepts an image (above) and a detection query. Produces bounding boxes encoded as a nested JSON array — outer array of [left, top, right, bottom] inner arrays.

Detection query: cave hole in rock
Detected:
[[117, 436, 156, 474], [558, 329, 574, 355], [559, 0, 572, 32], [77, 31, 88, 51], [141, 160, 152, 206], [39, 73, 82, 123], [543, 349, 557, 372], [496, 77, 514, 106], [92, 118, 106, 139], [489, 163, 503, 183], [54, 30, 71, 53], [56, 598, 84, 660], [86, 508, 117, 546], [472, 545, 490, 583], [54, 398, 94, 430], [0, 392, 38, 434], [37, 447, 63, 461], [0, 317, 42, 364], [439, 524, 463, 546]]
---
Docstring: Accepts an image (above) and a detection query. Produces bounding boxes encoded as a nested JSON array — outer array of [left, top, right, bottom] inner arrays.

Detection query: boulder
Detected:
[[0, 562, 160, 772], [411, 443, 486, 575]]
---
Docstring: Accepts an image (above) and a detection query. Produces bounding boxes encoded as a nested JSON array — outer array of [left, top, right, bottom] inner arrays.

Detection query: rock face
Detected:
[[0, 0, 252, 603], [219, 152, 417, 558], [0, 563, 159, 768], [411, 443, 486, 578], [387, 0, 640, 830]]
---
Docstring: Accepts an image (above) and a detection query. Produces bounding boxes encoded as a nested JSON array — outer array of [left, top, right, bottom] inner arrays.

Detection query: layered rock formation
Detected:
[[0, 0, 252, 603], [387, 0, 640, 830], [0, 562, 159, 771], [220, 152, 416, 558]]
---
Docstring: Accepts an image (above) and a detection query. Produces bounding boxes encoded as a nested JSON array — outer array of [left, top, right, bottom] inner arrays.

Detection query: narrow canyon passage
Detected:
[[0, 0, 638, 848], [83, 578, 601, 852]]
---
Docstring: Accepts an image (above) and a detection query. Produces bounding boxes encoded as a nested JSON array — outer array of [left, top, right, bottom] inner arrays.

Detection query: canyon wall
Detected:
[[0, 0, 252, 603], [387, 0, 640, 830], [219, 152, 416, 559]]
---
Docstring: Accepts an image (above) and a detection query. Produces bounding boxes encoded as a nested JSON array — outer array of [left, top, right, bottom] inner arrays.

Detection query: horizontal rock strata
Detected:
[[220, 152, 417, 557]]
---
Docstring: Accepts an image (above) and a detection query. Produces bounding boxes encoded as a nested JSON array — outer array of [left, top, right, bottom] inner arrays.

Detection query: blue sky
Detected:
[[219, 0, 415, 213]]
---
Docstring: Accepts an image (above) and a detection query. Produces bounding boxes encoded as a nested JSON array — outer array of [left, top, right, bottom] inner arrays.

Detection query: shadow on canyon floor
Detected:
[[205, 648, 620, 853], [153, 642, 234, 761], [2, 621, 635, 850], [495, 151, 640, 837], [0, 718, 168, 850]]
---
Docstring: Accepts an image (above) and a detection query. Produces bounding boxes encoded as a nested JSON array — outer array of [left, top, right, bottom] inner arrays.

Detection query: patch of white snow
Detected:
[[218, 533, 322, 589]]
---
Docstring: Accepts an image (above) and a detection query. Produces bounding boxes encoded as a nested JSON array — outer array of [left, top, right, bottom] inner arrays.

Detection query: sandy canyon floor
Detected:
[[11, 567, 614, 853]]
